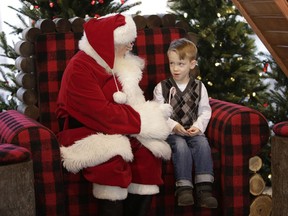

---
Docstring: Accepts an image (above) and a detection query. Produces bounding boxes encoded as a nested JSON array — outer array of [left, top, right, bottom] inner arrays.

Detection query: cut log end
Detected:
[[249, 155, 263, 172], [250, 195, 272, 216], [250, 173, 266, 196]]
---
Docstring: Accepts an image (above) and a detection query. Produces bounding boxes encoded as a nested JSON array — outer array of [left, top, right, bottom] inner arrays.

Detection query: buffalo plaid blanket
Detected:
[[0, 143, 31, 165]]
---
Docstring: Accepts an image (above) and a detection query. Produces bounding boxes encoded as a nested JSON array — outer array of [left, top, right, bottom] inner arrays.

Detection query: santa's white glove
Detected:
[[132, 101, 170, 140], [159, 103, 173, 119]]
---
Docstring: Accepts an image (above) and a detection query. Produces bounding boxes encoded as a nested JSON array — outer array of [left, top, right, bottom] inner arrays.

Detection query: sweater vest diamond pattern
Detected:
[[161, 77, 201, 129]]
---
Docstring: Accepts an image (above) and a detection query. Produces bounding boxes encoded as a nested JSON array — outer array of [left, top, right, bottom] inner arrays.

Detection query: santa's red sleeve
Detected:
[[56, 51, 141, 135]]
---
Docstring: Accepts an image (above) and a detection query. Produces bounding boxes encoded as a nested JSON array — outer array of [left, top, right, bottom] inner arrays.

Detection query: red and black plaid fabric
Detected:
[[0, 143, 31, 165], [34, 32, 82, 134], [0, 25, 270, 216], [207, 99, 270, 215], [273, 121, 288, 137], [133, 27, 186, 100], [0, 110, 65, 216]]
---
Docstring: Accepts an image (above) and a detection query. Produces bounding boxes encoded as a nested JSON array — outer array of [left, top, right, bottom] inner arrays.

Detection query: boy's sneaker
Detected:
[[175, 186, 194, 206]]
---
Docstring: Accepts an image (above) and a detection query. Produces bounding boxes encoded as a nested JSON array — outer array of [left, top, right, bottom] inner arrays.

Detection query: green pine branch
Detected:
[[14, 0, 141, 20], [0, 32, 18, 60], [167, 0, 286, 124]]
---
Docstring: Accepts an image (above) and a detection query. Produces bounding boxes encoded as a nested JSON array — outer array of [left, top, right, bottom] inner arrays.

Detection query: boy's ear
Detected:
[[190, 60, 197, 69], [191, 65, 200, 78]]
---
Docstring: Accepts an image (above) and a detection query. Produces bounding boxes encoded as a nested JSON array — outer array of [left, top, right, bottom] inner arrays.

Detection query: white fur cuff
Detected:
[[136, 137, 171, 160], [93, 183, 128, 200], [128, 183, 159, 195], [133, 101, 171, 140], [60, 133, 133, 173]]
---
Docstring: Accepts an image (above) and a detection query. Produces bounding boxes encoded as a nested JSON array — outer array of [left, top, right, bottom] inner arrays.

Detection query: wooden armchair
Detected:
[[0, 14, 270, 216]]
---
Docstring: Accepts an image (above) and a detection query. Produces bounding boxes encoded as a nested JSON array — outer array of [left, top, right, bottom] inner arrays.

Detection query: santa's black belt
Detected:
[[58, 116, 84, 131]]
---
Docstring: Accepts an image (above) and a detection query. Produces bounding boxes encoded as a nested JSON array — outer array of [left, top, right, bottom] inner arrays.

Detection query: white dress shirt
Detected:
[[153, 80, 212, 134]]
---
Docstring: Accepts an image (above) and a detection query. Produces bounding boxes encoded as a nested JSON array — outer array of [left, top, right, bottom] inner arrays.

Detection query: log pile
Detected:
[[14, 14, 196, 120], [249, 155, 272, 216], [14, 17, 86, 120], [133, 14, 198, 44]]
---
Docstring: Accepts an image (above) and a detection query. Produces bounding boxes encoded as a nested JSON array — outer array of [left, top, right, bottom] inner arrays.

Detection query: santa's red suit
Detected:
[[56, 13, 172, 203]]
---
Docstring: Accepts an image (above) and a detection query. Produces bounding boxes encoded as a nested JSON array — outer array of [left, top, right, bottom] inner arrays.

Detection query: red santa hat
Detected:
[[83, 13, 137, 70]]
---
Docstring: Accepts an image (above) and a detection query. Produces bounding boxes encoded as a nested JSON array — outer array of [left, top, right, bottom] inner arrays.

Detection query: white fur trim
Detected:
[[60, 133, 133, 173], [114, 53, 144, 79], [113, 91, 127, 104], [128, 183, 159, 195], [159, 103, 173, 119], [136, 137, 171, 160], [114, 15, 136, 44], [114, 53, 145, 106], [93, 183, 128, 200], [113, 55, 171, 159], [98, 13, 137, 45], [133, 101, 171, 140]]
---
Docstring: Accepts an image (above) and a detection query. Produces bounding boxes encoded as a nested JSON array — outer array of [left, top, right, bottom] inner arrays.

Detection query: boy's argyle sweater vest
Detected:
[[161, 77, 202, 129]]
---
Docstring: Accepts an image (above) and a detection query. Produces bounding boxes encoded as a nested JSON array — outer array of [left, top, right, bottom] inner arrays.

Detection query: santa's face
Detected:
[[115, 42, 134, 58]]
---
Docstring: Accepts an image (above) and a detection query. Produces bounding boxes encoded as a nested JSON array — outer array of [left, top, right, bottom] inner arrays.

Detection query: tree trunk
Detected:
[[271, 135, 288, 216]]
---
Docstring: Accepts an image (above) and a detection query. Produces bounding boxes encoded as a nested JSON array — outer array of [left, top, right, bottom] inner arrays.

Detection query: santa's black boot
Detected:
[[97, 199, 123, 216], [123, 193, 152, 216], [195, 182, 218, 208]]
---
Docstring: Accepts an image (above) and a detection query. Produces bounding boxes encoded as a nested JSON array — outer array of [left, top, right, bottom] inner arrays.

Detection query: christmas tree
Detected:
[[257, 53, 288, 124], [0, 31, 19, 111], [167, 0, 270, 110], [0, 0, 141, 111]]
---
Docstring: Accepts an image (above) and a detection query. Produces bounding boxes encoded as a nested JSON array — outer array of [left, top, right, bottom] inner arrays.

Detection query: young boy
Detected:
[[153, 38, 218, 208]]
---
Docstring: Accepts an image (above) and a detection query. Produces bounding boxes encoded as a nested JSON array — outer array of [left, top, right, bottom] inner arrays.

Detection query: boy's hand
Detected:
[[186, 126, 200, 136], [173, 124, 190, 136]]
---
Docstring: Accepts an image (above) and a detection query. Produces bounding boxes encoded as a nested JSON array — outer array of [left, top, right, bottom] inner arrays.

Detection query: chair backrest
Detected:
[[134, 27, 186, 100], [34, 32, 82, 133], [14, 15, 188, 134]]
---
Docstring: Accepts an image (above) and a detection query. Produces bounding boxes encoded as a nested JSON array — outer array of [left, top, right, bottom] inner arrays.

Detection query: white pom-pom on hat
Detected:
[[113, 91, 127, 104]]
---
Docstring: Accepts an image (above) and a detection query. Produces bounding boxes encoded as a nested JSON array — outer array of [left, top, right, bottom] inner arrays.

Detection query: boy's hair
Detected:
[[167, 38, 198, 61]]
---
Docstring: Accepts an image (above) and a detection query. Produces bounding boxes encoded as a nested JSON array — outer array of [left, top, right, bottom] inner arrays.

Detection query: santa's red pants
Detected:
[[82, 137, 163, 187]]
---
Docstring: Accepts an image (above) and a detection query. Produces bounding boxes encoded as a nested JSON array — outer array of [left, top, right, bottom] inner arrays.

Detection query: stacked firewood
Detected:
[[249, 155, 272, 216]]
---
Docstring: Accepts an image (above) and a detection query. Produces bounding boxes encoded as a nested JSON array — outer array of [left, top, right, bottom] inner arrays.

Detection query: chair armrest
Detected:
[[273, 121, 288, 137], [207, 98, 270, 151], [207, 98, 270, 214], [0, 110, 65, 216]]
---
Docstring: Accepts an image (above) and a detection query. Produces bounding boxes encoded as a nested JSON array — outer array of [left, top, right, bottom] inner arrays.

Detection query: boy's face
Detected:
[[168, 50, 197, 83]]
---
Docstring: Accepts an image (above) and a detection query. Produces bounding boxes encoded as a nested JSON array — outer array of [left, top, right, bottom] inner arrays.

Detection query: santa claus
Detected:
[[56, 13, 172, 216]]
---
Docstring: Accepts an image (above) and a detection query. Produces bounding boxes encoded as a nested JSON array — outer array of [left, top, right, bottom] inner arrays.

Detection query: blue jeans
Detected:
[[166, 134, 214, 187]]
